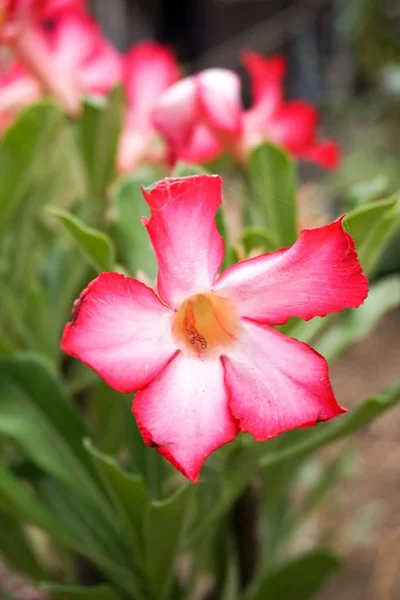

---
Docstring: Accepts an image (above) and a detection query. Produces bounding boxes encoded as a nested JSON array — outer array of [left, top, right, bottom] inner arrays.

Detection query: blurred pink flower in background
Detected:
[[118, 42, 181, 173], [0, 62, 40, 132], [0, 0, 121, 116], [154, 52, 340, 169], [61, 175, 367, 481]]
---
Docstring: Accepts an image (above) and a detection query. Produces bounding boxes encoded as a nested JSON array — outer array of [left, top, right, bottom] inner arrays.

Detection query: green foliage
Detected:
[[49, 208, 116, 272], [42, 585, 123, 600], [77, 88, 123, 199], [248, 142, 297, 247], [344, 193, 400, 275], [246, 551, 341, 600]]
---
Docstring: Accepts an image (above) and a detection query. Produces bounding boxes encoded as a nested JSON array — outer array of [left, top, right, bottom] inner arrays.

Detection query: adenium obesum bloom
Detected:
[[61, 175, 367, 482], [153, 52, 339, 169], [118, 42, 181, 173], [0, 0, 121, 116]]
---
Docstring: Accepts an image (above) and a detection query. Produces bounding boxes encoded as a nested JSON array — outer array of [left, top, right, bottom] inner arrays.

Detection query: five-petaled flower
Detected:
[[61, 175, 368, 482], [153, 52, 340, 169]]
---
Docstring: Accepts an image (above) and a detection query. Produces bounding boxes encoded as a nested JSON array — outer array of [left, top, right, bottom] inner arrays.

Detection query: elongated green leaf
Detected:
[[78, 88, 123, 197], [42, 584, 122, 600], [0, 102, 64, 228], [248, 143, 297, 247], [0, 510, 44, 579], [344, 194, 400, 275], [145, 485, 193, 600], [246, 551, 341, 600], [112, 173, 157, 279], [0, 355, 96, 491], [345, 175, 388, 209], [316, 275, 400, 361], [48, 208, 115, 272], [241, 226, 277, 255], [0, 466, 76, 545], [85, 439, 148, 557]]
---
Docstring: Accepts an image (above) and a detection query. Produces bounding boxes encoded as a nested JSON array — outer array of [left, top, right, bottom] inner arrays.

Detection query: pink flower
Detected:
[[153, 68, 242, 164], [1, 0, 121, 116], [118, 42, 181, 173], [153, 52, 340, 169], [61, 175, 367, 482], [0, 61, 41, 133]]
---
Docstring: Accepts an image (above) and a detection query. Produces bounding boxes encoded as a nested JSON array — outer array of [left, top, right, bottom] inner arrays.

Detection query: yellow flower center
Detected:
[[172, 292, 239, 358]]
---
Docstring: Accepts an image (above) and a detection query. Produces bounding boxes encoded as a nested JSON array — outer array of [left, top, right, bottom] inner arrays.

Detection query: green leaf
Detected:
[[0, 101, 64, 229], [344, 194, 400, 275], [78, 88, 123, 198], [171, 162, 209, 177], [145, 485, 193, 600], [246, 551, 341, 600], [0, 468, 143, 597], [41, 585, 122, 600], [112, 173, 157, 279], [85, 439, 148, 558], [315, 275, 400, 361], [48, 207, 115, 272], [241, 226, 277, 255], [248, 143, 297, 247], [345, 175, 388, 209], [0, 355, 96, 492], [0, 510, 45, 579]]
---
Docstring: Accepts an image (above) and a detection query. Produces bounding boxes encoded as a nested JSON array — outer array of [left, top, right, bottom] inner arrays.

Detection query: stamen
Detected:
[[173, 293, 239, 357]]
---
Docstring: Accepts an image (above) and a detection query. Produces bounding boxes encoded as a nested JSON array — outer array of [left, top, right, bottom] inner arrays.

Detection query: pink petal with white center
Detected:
[[133, 353, 238, 482], [243, 52, 286, 115], [61, 272, 178, 393], [143, 175, 225, 308], [124, 42, 180, 132], [197, 68, 242, 135], [214, 218, 368, 325], [153, 76, 199, 149], [224, 320, 345, 440]]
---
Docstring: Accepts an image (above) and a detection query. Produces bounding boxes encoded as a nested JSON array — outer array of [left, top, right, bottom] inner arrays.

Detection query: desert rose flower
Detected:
[[61, 175, 367, 482], [118, 42, 181, 173], [153, 52, 339, 169], [0, 0, 121, 115]]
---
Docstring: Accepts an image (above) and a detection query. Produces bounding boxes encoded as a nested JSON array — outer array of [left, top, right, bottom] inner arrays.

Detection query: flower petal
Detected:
[[267, 100, 318, 152], [214, 218, 368, 325], [143, 175, 225, 308], [174, 122, 224, 164], [197, 68, 242, 135], [224, 320, 345, 440], [301, 140, 341, 170], [153, 76, 199, 149], [61, 272, 178, 393], [243, 51, 286, 115], [133, 354, 238, 481], [124, 42, 180, 132]]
